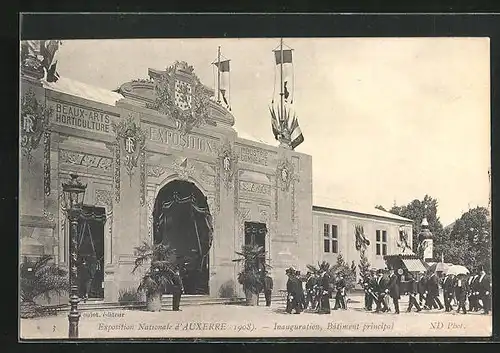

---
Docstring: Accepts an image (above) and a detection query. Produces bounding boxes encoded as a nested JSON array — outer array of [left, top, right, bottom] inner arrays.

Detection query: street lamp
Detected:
[[62, 173, 87, 339]]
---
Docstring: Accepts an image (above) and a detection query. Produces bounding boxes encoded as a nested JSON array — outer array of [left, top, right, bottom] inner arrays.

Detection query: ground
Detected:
[[20, 293, 492, 339]]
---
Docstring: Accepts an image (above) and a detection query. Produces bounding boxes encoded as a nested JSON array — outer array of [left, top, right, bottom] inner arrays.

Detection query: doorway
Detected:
[[77, 206, 106, 300], [153, 180, 213, 295], [244, 221, 267, 270]]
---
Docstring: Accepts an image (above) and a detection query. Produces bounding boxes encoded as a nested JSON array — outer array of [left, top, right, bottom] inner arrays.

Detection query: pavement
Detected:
[[20, 293, 492, 339]]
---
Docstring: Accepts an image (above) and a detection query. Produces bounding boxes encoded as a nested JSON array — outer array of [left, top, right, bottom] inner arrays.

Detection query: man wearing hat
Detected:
[[262, 269, 273, 307], [477, 266, 491, 315], [442, 273, 456, 312], [417, 271, 428, 309], [317, 262, 331, 314], [426, 271, 444, 310], [467, 269, 479, 312], [171, 267, 184, 311], [387, 268, 401, 314], [405, 272, 422, 312], [454, 273, 468, 314], [285, 267, 302, 314], [333, 273, 347, 310], [374, 269, 388, 313], [362, 269, 376, 311], [305, 271, 317, 310]]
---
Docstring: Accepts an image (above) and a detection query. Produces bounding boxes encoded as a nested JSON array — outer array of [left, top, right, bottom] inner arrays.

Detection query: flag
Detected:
[[274, 49, 293, 64], [40, 40, 61, 82], [269, 106, 280, 140], [220, 89, 229, 107], [290, 115, 304, 149], [214, 59, 230, 72], [355, 225, 370, 251], [284, 81, 290, 100]]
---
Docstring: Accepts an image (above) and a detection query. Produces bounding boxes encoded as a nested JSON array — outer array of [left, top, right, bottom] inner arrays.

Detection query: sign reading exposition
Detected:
[[49, 101, 115, 134]]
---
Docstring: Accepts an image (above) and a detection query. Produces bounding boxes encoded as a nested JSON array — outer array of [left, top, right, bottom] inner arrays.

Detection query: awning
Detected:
[[402, 258, 427, 273]]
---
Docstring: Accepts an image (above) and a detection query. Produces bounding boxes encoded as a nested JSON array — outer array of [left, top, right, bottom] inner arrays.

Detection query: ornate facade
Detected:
[[19, 61, 313, 301]]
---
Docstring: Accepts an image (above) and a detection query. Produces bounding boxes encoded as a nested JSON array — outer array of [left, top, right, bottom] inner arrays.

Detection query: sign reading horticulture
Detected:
[[49, 101, 116, 134]]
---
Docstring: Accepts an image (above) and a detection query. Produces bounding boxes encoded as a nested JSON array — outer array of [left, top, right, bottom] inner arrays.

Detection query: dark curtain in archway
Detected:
[[153, 180, 213, 271]]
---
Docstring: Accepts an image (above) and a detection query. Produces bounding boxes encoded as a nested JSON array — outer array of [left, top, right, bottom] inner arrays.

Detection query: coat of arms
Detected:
[[147, 61, 210, 135], [217, 139, 238, 191], [112, 117, 146, 186], [276, 158, 295, 192], [20, 89, 52, 162]]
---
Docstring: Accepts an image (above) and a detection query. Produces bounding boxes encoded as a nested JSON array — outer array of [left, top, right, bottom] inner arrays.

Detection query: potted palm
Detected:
[[20, 255, 69, 318], [132, 241, 178, 312], [233, 244, 270, 306]]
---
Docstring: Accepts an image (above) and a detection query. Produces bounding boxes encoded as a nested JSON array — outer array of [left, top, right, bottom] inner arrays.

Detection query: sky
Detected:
[[54, 38, 490, 226]]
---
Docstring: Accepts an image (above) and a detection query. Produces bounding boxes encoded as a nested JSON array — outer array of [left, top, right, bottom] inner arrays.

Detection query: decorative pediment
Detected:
[[116, 62, 235, 129]]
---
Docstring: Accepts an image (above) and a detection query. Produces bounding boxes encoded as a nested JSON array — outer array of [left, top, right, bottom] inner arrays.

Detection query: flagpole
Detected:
[[217, 46, 221, 103], [279, 38, 284, 125]]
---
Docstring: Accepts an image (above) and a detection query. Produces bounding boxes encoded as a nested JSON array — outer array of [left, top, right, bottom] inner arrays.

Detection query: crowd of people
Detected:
[[361, 266, 491, 315], [274, 263, 492, 316], [282, 262, 348, 314]]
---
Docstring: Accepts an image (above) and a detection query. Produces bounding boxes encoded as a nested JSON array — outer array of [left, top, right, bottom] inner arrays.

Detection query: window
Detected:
[[323, 223, 338, 253], [376, 230, 387, 256]]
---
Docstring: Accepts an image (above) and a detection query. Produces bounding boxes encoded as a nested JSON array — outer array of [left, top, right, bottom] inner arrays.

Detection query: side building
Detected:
[[312, 198, 414, 275]]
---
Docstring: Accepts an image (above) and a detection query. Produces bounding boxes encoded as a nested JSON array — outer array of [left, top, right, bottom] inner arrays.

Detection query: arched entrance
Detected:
[[153, 180, 213, 295]]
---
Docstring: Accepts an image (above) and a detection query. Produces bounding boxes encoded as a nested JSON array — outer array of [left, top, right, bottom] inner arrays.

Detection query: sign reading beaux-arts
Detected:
[[48, 100, 117, 134]]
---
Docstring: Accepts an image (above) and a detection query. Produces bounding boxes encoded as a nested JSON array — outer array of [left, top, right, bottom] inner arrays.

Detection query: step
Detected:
[[160, 295, 245, 308]]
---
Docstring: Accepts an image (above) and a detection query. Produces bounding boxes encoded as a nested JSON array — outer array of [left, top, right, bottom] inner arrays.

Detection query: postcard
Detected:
[[19, 35, 491, 339]]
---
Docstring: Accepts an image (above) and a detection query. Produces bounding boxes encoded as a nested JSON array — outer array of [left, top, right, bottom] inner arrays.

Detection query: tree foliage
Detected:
[[444, 206, 491, 271], [387, 195, 445, 257], [329, 253, 357, 291], [358, 250, 371, 278], [132, 241, 179, 296], [383, 195, 490, 272], [233, 244, 271, 294]]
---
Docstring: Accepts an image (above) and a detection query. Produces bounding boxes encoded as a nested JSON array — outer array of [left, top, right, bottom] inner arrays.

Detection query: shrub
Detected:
[[20, 255, 68, 318]]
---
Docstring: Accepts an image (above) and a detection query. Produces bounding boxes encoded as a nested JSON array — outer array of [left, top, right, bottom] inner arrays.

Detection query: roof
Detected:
[[42, 77, 124, 106], [313, 195, 413, 223]]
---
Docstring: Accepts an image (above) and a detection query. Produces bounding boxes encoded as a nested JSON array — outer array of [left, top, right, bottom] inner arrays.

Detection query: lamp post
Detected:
[[62, 173, 87, 339]]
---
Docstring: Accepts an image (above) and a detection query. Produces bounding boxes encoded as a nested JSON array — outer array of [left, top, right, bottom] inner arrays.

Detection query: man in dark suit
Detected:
[[262, 270, 273, 307], [417, 271, 428, 308], [305, 271, 317, 310], [467, 270, 478, 311], [387, 269, 401, 314], [374, 269, 388, 313], [286, 268, 302, 314], [426, 271, 444, 310], [362, 269, 376, 311], [442, 273, 456, 312], [333, 274, 347, 310], [171, 268, 184, 311], [477, 267, 491, 315], [317, 264, 331, 314], [405, 272, 422, 312], [454, 273, 468, 314]]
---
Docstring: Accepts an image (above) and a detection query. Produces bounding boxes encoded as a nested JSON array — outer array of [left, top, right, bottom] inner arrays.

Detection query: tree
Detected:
[[329, 253, 356, 291], [387, 195, 445, 257], [375, 205, 387, 211], [446, 206, 491, 271], [358, 250, 371, 278]]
